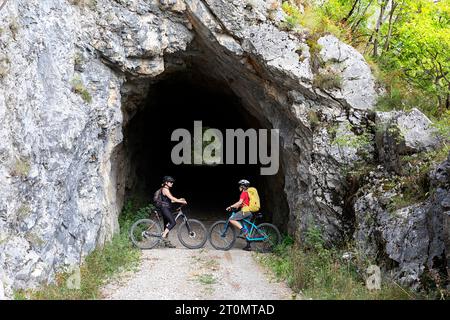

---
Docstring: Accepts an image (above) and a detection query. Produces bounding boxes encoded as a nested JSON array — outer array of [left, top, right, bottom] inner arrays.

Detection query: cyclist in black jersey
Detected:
[[156, 176, 187, 248]]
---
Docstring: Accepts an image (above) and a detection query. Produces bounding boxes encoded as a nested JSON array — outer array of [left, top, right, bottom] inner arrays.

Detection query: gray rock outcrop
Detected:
[[376, 108, 440, 153], [354, 152, 450, 288]]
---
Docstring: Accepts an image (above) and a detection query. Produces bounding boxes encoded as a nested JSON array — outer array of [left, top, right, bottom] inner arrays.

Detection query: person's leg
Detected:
[[242, 240, 252, 251], [229, 210, 244, 229], [230, 211, 252, 236], [233, 212, 253, 250], [160, 206, 176, 238], [229, 219, 243, 230]]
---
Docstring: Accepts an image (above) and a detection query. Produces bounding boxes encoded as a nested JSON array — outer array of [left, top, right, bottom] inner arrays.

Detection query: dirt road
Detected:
[[101, 246, 295, 300]]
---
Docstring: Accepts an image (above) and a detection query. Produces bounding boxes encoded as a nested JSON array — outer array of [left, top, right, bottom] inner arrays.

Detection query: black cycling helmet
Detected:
[[162, 176, 175, 183], [238, 179, 250, 187]]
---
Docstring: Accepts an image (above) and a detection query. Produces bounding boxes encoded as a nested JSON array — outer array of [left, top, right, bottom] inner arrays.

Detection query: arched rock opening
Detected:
[[118, 68, 291, 231]]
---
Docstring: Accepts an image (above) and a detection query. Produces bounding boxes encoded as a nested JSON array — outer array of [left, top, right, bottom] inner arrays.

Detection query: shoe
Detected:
[[162, 238, 176, 248], [237, 227, 249, 239], [242, 244, 252, 251]]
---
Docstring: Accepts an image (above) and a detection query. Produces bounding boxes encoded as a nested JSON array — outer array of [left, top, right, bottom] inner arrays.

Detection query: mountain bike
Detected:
[[208, 210, 281, 252], [130, 205, 207, 249]]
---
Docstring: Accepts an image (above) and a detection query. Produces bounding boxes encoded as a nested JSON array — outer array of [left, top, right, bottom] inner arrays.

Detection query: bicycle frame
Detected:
[[223, 212, 266, 242], [153, 208, 189, 230]]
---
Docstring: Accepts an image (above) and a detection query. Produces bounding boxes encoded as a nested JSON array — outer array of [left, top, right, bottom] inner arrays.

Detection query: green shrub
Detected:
[[432, 110, 450, 139], [308, 110, 320, 129], [282, 1, 346, 38], [71, 75, 92, 103]]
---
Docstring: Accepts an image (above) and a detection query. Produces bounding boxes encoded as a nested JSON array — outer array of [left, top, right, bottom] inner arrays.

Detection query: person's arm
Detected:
[[226, 198, 243, 211], [162, 188, 187, 204]]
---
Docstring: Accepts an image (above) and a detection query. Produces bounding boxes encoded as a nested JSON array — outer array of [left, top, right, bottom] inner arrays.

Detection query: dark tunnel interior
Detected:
[[123, 71, 289, 229]]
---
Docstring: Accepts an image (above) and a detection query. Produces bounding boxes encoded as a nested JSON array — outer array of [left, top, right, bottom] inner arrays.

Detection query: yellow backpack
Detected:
[[242, 187, 260, 212]]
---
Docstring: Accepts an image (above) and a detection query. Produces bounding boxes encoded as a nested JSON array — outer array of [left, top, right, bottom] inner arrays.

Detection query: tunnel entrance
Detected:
[[122, 71, 289, 230]]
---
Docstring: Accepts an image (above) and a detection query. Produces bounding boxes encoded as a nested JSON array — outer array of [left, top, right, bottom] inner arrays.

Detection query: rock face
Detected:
[[354, 153, 450, 288], [0, 0, 445, 296], [375, 108, 441, 174]]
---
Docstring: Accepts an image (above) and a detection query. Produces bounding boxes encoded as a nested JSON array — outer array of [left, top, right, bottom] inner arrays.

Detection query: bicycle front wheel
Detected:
[[208, 221, 236, 251], [252, 223, 281, 253], [177, 219, 207, 249], [130, 218, 162, 249]]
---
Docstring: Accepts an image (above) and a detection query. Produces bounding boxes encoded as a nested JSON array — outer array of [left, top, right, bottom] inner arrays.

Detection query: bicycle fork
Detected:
[[221, 220, 232, 237]]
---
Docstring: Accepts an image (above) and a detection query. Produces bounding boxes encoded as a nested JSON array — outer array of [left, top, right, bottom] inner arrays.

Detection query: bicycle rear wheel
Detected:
[[177, 219, 207, 249], [252, 223, 281, 253], [130, 218, 162, 249], [208, 221, 236, 251]]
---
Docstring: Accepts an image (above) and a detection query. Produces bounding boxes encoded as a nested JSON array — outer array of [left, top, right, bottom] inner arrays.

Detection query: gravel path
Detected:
[[101, 208, 297, 300], [101, 247, 296, 300]]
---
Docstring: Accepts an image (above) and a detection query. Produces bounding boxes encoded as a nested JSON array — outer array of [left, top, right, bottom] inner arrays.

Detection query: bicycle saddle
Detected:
[[250, 212, 263, 221]]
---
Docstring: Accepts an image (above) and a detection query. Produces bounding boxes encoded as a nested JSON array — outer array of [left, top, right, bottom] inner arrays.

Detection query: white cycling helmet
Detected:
[[238, 179, 250, 187]]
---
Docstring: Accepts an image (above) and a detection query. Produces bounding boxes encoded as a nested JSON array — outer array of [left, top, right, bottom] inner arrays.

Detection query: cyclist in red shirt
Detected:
[[226, 179, 253, 251]]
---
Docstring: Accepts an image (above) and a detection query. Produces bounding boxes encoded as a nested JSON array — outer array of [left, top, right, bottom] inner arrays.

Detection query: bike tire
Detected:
[[252, 223, 281, 253], [177, 219, 207, 249], [130, 218, 162, 249], [208, 220, 236, 251]]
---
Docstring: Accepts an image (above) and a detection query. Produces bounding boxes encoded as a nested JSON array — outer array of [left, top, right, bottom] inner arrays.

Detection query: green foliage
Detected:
[[196, 274, 217, 285], [432, 110, 450, 138], [308, 110, 320, 128], [282, 1, 450, 121], [256, 232, 422, 300], [16, 204, 31, 220], [16, 199, 150, 300], [11, 157, 31, 178], [329, 123, 371, 151], [379, 0, 450, 111], [119, 199, 154, 232], [71, 75, 92, 104], [282, 1, 347, 37]]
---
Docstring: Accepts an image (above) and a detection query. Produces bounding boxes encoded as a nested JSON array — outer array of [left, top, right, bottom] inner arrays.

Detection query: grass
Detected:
[[16, 204, 31, 221], [13, 200, 152, 300], [197, 274, 217, 286], [255, 232, 427, 300], [308, 110, 320, 129], [10, 158, 31, 178], [71, 75, 92, 103], [281, 1, 350, 40], [313, 69, 343, 91]]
